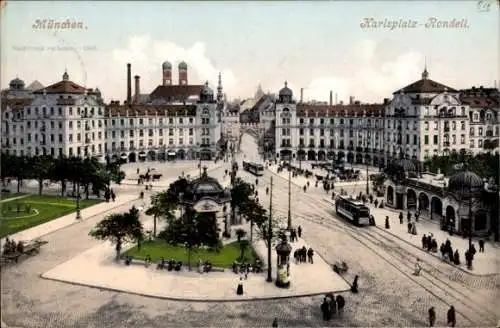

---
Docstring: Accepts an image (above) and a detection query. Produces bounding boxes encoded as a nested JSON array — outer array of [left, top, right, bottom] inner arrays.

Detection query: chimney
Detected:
[[126, 63, 132, 105], [300, 88, 304, 103], [134, 75, 140, 103], [329, 91, 333, 106], [349, 96, 354, 105], [335, 93, 338, 105]]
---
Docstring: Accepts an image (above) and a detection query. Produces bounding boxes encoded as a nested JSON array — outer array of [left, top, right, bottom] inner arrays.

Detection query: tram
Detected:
[[335, 196, 371, 226], [242, 161, 264, 176]]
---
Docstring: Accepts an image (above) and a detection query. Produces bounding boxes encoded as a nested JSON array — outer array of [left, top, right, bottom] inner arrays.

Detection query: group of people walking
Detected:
[[293, 246, 315, 264], [320, 293, 346, 321], [428, 305, 456, 327]]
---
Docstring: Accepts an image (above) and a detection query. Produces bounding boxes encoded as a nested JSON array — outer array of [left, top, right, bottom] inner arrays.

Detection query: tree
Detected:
[[50, 156, 71, 197], [240, 198, 266, 242], [0, 153, 14, 187], [253, 210, 285, 248], [89, 206, 143, 260], [145, 191, 176, 237], [235, 228, 249, 261], [11, 155, 29, 193], [230, 178, 253, 224], [30, 155, 54, 196]]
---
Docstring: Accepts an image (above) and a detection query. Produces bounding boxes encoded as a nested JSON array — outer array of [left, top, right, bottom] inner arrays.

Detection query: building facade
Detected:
[[1, 72, 106, 158], [273, 69, 499, 166], [2, 67, 498, 163], [1, 62, 224, 161]]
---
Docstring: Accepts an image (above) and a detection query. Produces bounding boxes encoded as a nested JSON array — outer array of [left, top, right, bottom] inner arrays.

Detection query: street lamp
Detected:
[[267, 176, 274, 282], [75, 180, 81, 220], [287, 155, 292, 231]]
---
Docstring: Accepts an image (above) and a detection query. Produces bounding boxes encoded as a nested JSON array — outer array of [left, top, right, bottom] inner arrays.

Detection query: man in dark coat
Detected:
[[399, 212, 404, 224], [298, 225, 302, 238], [447, 306, 456, 327], [321, 298, 330, 321], [336, 295, 345, 315], [422, 234, 427, 249], [428, 306, 436, 327], [329, 295, 337, 317], [385, 216, 390, 229], [351, 275, 359, 293], [479, 239, 485, 252]]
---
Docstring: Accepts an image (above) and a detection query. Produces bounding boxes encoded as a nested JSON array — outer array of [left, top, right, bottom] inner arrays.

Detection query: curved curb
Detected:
[[373, 225, 499, 278], [1, 208, 40, 220], [39, 273, 351, 303], [11, 197, 140, 241]]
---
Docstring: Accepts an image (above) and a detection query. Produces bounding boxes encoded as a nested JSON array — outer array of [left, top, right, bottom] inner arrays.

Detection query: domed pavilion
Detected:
[[181, 167, 232, 235]]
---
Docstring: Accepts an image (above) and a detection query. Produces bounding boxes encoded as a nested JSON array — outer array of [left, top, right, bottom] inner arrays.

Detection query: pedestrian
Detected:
[[399, 212, 404, 224], [330, 294, 337, 317], [307, 248, 314, 264], [321, 297, 330, 321], [272, 317, 278, 327], [479, 239, 485, 252], [336, 295, 345, 315], [407, 211, 411, 222], [413, 258, 422, 276], [422, 234, 427, 249], [236, 277, 244, 295], [447, 306, 456, 327], [351, 275, 359, 293], [428, 306, 436, 327], [298, 226, 302, 238], [385, 216, 390, 229], [407, 222, 412, 233]]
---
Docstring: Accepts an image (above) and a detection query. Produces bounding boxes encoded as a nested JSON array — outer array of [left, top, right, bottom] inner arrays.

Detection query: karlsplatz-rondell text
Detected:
[[360, 18, 469, 29], [32, 19, 87, 30]]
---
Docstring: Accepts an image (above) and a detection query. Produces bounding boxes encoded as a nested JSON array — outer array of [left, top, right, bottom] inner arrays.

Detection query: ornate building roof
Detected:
[[33, 72, 86, 94], [448, 170, 484, 197], [104, 104, 196, 117]]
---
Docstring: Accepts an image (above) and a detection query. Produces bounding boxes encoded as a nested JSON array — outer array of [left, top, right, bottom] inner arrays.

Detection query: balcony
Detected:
[[338, 145, 345, 150], [57, 98, 76, 106], [347, 146, 354, 151], [486, 130, 493, 137], [200, 143, 211, 148], [308, 144, 315, 148], [319, 145, 325, 149]]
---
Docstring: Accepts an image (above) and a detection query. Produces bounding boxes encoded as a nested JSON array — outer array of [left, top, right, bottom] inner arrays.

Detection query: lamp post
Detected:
[[267, 176, 273, 282], [287, 157, 292, 231], [75, 181, 81, 220], [366, 159, 370, 196]]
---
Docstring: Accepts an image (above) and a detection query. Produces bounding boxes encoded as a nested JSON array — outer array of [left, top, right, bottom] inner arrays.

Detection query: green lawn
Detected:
[[125, 240, 260, 268], [0, 192, 25, 201], [0, 195, 102, 237]]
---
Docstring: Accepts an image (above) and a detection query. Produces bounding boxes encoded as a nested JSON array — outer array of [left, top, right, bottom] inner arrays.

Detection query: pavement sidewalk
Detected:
[[41, 216, 350, 301]]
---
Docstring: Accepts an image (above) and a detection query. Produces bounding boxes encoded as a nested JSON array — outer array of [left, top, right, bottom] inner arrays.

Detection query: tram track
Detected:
[[246, 173, 497, 326]]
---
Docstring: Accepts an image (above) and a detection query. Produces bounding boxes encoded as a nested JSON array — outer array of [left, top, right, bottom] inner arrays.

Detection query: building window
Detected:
[[424, 135, 429, 145], [461, 135, 465, 144], [433, 135, 438, 145]]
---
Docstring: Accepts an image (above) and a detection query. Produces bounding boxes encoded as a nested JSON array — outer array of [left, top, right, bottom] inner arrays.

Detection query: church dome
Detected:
[[200, 81, 214, 96], [393, 158, 416, 172], [279, 81, 293, 97], [178, 61, 188, 70], [162, 61, 172, 70], [191, 176, 224, 195], [9, 77, 25, 90], [448, 170, 484, 197]]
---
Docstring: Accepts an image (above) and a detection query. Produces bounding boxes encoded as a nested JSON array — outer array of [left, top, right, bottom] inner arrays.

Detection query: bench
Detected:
[[124, 256, 151, 267], [211, 266, 225, 272]]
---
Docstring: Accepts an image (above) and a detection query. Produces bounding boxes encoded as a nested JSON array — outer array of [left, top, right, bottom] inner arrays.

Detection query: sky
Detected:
[[1, 1, 499, 103]]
